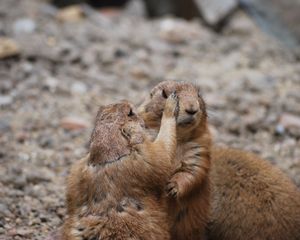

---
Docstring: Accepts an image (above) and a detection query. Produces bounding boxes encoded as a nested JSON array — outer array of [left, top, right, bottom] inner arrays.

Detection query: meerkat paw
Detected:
[[166, 172, 189, 199], [164, 91, 179, 119], [166, 180, 179, 198]]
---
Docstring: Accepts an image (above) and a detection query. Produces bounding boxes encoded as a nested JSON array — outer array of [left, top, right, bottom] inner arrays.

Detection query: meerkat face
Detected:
[[89, 101, 145, 165], [139, 81, 207, 134]]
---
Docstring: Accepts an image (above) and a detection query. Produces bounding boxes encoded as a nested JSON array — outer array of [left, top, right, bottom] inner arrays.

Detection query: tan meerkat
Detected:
[[139, 80, 300, 240], [138, 81, 211, 240], [62, 95, 179, 240]]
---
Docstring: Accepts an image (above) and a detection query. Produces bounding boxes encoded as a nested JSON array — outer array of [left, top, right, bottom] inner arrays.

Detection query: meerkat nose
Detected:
[[185, 108, 198, 115]]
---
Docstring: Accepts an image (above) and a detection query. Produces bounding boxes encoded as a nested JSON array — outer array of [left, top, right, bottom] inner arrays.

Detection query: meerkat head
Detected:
[[89, 101, 145, 166], [138, 81, 207, 139]]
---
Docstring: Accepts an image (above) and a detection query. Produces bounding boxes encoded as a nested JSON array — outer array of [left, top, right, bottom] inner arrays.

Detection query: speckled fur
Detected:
[[62, 96, 179, 240], [139, 81, 211, 240]]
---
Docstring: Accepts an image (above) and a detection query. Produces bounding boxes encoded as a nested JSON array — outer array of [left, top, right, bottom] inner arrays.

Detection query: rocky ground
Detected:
[[0, 0, 299, 239]]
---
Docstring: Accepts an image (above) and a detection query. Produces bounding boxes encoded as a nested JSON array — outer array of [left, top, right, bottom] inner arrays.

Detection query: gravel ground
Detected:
[[0, 1, 299, 239]]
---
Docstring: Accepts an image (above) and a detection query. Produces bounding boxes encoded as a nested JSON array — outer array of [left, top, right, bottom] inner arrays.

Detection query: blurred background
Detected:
[[0, 0, 299, 239]]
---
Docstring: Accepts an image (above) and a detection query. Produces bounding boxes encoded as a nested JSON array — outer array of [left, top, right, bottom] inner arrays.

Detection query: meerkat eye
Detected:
[[128, 108, 135, 117], [162, 89, 168, 99]]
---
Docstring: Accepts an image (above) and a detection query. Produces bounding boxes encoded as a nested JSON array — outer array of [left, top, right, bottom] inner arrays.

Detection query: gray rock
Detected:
[[0, 118, 11, 135], [0, 203, 11, 217], [71, 82, 87, 94], [0, 95, 13, 106], [195, 0, 238, 26], [13, 18, 36, 34]]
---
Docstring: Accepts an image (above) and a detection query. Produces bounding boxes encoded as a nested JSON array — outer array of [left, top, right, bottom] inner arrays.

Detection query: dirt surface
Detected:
[[0, 0, 299, 239]]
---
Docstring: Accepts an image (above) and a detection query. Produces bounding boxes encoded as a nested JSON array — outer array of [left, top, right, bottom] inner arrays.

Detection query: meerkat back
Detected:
[[208, 147, 300, 240]]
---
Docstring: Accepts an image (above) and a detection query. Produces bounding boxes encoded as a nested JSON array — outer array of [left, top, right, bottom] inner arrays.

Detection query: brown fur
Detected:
[[62, 96, 179, 240], [209, 147, 300, 240], [141, 81, 300, 240], [138, 81, 211, 240]]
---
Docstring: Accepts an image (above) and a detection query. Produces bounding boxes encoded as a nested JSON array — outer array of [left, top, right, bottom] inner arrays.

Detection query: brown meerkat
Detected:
[[62, 95, 179, 240], [139, 80, 300, 240], [138, 81, 212, 240]]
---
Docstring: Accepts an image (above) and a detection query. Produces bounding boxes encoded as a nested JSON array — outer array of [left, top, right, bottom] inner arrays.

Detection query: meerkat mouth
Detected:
[[178, 117, 195, 126]]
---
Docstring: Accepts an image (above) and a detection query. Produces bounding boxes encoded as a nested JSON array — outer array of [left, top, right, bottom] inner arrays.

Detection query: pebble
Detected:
[[279, 113, 300, 129], [159, 19, 195, 44], [60, 116, 89, 131], [0, 95, 13, 106], [0, 203, 12, 217], [0, 38, 20, 59], [275, 124, 285, 135], [56, 5, 84, 22], [13, 18, 36, 34], [38, 134, 54, 148], [43, 76, 59, 92], [71, 82, 87, 94], [0, 119, 11, 135]]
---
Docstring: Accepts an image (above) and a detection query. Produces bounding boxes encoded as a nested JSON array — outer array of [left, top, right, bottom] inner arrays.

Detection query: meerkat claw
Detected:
[[166, 181, 178, 198]]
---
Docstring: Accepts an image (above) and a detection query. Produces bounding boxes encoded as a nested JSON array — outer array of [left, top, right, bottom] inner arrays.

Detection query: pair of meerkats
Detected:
[[59, 81, 300, 240]]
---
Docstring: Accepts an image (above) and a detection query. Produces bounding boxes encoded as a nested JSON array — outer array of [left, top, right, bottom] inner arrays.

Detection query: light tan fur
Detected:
[[140, 80, 300, 240], [139, 81, 211, 240], [62, 95, 179, 240]]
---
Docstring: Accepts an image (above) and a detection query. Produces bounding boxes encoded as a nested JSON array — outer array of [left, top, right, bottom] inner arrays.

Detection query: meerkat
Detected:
[[139, 80, 300, 240], [138, 81, 211, 240], [62, 95, 179, 240]]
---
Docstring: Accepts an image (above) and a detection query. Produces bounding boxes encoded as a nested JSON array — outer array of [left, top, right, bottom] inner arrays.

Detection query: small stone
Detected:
[[16, 131, 29, 143], [13, 175, 27, 189], [26, 170, 52, 184], [38, 134, 54, 148], [16, 228, 33, 236], [0, 95, 13, 106], [0, 119, 11, 135], [159, 19, 195, 44], [0, 203, 12, 217], [71, 82, 87, 94], [61, 116, 89, 131], [13, 18, 36, 34], [279, 113, 300, 129], [130, 65, 150, 79], [43, 77, 59, 92], [275, 124, 285, 135], [99, 8, 122, 18], [0, 38, 20, 59], [56, 5, 84, 22]]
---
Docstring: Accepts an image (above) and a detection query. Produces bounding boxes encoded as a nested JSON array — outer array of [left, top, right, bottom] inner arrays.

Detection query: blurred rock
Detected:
[[71, 82, 87, 94], [241, 0, 300, 49], [56, 5, 84, 22], [60, 116, 89, 130], [159, 18, 197, 43], [279, 113, 300, 137], [279, 113, 300, 129], [0, 119, 11, 136], [13, 18, 36, 34], [43, 76, 59, 92], [0, 203, 12, 217], [0, 95, 13, 107], [195, 0, 238, 27], [0, 38, 20, 59], [275, 124, 285, 135], [130, 65, 150, 79], [224, 11, 256, 35]]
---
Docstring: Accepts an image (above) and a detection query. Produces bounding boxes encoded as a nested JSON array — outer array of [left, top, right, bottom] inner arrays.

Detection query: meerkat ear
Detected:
[[89, 123, 131, 166]]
